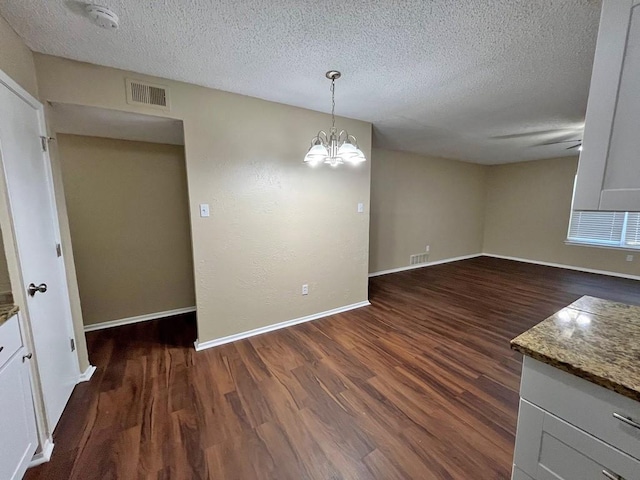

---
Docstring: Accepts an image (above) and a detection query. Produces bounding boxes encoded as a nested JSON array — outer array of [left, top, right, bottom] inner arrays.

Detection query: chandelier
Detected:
[[303, 71, 367, 167]]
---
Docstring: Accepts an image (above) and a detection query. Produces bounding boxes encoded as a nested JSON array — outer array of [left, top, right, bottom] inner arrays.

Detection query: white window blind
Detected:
[[567, 211, 640, 249], [624, 213, 640, 247]]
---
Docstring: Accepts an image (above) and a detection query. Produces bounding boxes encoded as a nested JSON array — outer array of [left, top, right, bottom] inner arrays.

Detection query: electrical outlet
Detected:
[[302, 284, 309, 295], [425, 245, 430, 253], [626, 255, 634, 262]]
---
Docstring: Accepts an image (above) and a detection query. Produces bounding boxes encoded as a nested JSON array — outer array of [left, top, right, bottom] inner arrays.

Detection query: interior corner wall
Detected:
[[56, 134, 195, 326], [483, 156, 640, 277], [34, 54, 372, 344], [0, 14, 38, 98], [369, 149, 487, 273]]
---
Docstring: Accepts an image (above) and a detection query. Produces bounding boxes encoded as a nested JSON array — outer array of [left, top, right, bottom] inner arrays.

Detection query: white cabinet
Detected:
[[514, 400, 640, 480], [573, 0, 640, 211], [0, 314, 38, 480], [512, 358, 640, 480]]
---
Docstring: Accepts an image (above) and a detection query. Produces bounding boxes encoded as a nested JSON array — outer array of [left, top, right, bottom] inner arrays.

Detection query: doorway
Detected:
[[48, 104, 196, 340]]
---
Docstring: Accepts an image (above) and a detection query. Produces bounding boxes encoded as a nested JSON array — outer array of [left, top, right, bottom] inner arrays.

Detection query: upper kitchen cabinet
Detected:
[[574, 0, 640, 211]]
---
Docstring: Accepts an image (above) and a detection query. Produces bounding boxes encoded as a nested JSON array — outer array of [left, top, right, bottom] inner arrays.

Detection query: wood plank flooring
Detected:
[[25, 257, 640, 479]]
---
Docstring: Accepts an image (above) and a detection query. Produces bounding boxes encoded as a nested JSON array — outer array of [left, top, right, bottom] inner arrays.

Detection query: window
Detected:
[[567, 211, 640, 249]]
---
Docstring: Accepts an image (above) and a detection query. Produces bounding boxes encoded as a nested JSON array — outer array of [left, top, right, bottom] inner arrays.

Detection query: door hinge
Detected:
[[39, 136, 54, 152], [56, 243, 62, 257], [70, 338, 75, 352]]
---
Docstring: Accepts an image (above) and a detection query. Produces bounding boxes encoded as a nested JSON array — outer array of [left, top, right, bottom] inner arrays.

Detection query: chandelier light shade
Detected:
[[304, 71, 367, 167]]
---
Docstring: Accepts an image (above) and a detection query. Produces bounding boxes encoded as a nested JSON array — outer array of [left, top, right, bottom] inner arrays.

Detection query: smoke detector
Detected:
[[85, 5, 119, 29]]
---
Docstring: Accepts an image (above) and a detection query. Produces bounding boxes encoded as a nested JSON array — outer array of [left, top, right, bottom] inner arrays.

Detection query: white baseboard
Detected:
[[482, 253, 640, 282], [194, 300, 370, 352], [368, 253, 483, 278], [84, 306, 196, 332], [78, 365, 97, 383], [29, 436, 54, 467], [368, 252, 640, 282]]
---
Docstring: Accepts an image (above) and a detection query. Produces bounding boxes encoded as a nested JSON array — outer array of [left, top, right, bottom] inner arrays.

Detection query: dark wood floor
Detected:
[[25, 257, 640, 480]]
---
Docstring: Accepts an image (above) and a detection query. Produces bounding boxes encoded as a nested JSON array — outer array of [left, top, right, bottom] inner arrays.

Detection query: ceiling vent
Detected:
[[125, 79, 170, 110]]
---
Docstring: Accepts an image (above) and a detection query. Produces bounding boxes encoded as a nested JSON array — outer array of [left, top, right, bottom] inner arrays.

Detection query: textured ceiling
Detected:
[[50, 103, 185, 145], [0, 0, 601, 164]]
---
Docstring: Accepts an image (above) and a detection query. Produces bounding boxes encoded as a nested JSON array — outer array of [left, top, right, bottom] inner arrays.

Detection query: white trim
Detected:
[[564, 240, 640, 253], [368, 253, 483, 278], [83, 306, 196, 332], [482, 253, 640, 282], [0, 69, 41, 109], [194, 301, 370, 352], [78, 365, 96, 383], [29, 437, 54, 467]]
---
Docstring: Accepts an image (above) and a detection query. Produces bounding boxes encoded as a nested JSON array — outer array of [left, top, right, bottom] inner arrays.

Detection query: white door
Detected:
[[0, 79, 79, 430]]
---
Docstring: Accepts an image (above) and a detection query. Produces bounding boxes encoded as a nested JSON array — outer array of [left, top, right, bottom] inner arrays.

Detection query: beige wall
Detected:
[[370, 149, 486, 273], [0, 234, 11, 293], [35, 54, 372, 344], [484, 156, 640, 276], [57, 134, 195, 326], [0, 14, 37, 97]]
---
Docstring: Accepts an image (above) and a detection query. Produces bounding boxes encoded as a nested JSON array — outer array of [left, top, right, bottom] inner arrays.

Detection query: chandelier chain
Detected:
[[331, 78, 336, 129]]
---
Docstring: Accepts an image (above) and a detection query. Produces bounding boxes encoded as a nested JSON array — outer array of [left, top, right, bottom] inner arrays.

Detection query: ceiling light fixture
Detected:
[[304, 71, 366, 167]]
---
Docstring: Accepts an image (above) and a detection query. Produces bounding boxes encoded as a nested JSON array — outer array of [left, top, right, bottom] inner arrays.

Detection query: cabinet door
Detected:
[[574, 0, 640, 211], [513, 400, 640, 480], [0, 350, 38, 480]]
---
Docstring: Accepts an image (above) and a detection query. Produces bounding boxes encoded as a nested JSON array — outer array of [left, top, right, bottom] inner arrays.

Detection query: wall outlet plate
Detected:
[[626, 254, 634, 262], [302, 284, 309, 295]]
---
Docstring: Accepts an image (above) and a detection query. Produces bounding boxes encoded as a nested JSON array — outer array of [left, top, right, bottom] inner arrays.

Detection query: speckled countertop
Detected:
[[511, 296, 640, 402], [0, 304, 19, 326]]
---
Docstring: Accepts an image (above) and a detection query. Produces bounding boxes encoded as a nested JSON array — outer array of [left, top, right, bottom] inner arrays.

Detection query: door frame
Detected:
[[0, 68, 81, 460]]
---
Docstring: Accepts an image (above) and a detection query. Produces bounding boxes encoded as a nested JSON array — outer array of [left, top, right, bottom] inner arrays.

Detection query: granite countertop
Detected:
[[0, 304, 19, 326], [511, 296, 640, 402]]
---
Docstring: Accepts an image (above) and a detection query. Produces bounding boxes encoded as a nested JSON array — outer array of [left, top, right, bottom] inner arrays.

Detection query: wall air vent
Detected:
[[126, 79, 170, 110], [409, 253, 430, 265]]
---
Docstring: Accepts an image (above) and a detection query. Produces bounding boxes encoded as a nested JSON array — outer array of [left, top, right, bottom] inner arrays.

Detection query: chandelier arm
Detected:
[[309, 131, 328, 146], [317, 131, 329, 145]]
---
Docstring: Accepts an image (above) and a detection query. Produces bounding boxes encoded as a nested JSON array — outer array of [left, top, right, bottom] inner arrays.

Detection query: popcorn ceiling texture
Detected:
[[0, 0, 601, 164]]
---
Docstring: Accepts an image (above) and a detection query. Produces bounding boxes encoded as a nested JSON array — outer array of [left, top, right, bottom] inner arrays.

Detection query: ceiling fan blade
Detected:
[[491, 128, 581, 140], [542, 139, 582, 146], [566, 144, 582, 150]]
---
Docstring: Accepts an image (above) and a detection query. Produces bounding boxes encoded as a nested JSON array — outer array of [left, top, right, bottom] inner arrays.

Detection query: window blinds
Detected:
[[624, 213, 640, 247], [567, 211, 626, 245]]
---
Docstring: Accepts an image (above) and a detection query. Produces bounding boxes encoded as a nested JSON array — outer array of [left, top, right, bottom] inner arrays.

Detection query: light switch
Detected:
[[357, 203, 364, 213], [199, 204, 210, 217]]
